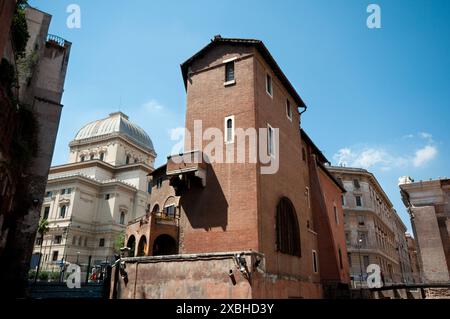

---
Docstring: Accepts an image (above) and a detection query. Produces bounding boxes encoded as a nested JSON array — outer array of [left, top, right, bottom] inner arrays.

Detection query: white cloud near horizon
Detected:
[[333, 133, 438, 170], [143, 99, 164, 112], [413, 145, 437, 167]]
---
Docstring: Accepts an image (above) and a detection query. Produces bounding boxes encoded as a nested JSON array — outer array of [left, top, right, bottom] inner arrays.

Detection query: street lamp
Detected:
[[358, 238, 363, 298]]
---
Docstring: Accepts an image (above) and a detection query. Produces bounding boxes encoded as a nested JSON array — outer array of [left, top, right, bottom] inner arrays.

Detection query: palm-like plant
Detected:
[[34, 218, 49, 282]]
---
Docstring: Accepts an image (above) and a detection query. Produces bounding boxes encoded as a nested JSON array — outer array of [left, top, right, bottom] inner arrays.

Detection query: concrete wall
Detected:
[[111, 252, 323, 299], [411, 205, 449, 282]]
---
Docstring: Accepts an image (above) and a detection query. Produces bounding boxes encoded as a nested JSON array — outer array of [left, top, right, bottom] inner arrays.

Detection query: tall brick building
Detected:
[[114, 36, 349, 299]]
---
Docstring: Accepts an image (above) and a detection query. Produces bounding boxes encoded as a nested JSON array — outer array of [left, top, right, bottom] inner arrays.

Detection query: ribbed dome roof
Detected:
[[74, 112, 155, 153]]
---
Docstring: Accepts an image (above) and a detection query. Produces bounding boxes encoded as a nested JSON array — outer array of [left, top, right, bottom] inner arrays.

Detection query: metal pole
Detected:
[[34, 238, 44, 283], [85, 255, 92, 284]]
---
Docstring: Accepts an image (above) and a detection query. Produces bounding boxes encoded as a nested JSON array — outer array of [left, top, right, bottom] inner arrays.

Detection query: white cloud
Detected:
[[333, 132, 438, 170], [413, 145, 437, 167], [334, 147, 396, 169], [143, 99, 164, 112]]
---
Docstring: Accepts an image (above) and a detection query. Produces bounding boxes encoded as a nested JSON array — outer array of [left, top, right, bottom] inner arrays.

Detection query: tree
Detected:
[[34, 218, 49, 282], [113, 232, 125, 254]]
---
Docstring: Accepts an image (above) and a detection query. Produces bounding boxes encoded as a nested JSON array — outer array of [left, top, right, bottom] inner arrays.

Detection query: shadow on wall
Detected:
[[180, 165, 228, 231]]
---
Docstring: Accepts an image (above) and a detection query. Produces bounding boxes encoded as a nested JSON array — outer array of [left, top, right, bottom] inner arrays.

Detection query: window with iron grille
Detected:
[[276, 197, 301, 257]]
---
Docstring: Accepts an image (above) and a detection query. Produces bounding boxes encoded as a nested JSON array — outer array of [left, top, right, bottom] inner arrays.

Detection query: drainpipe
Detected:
[[299, 105, 307, 115], [298, 105, 307, 126]]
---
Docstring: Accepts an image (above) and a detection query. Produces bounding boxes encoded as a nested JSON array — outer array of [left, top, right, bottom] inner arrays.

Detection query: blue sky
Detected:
[[29, 0, 450, 232]]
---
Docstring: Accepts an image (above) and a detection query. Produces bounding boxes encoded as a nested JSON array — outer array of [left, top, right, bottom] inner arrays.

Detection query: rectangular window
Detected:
[[353, 179, 360, 189], [52, 251, 59, 261], [312, 250, 318, 273], [305, 187, 310, 208], [61, 189, 66, 195], [363, 255, 370, 269], [286, 99, 292, 121], [99, 238, 105, 247], [60, 206, 66, 218], [266, 73, 273, 96], [225, 61, 235, 83], [341, 194, 346, 206], [164, 205, 176, 218], [355, 195, 362, 207], [45, 191, 53, 198], [345, 232, 350, 245], [357, 215, 365, 226], [358, 232, 368, 248], [54, 235, 62, 244], [36, 237, 42, 246], [67, 188, 72, 194], [43, 206, 50, 220], [334, 205, 339, 224], [224, 115, 235, 144], [267, 124, 275, 156], [105, 194, 110, 200]]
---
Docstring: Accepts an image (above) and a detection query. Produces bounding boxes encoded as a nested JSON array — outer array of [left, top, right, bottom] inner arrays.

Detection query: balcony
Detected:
[[166, 150, 207, 195]]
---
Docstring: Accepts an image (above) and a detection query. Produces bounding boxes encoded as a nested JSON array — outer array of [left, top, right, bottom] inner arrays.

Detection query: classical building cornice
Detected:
[[49, 159, 153, 175]]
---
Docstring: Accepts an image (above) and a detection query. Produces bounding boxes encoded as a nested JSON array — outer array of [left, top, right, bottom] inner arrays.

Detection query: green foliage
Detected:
[[113, 232, 125, 254], [37, 271, 49, 281], [37, 218, 49, 236], [28, 269, 36, 280], [11, 5, 30, 58], [48, 272, 60, 281]]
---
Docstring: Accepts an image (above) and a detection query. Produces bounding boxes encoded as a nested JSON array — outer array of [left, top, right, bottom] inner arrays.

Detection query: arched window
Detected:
[[90, 154, 94, 160], [137, 236, 147, 256], [80, 155, 85, 162], [127, 235, 136, 257], [152, 234, 177, 256], [60, 205, 66, 218], [152, 204, 160, 214], [119, 211, 125, 225], [275, 197, 301, 256], [126, 155, 130, 164], [224, 116, 234, 143], [99, 152, 104, 161]]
